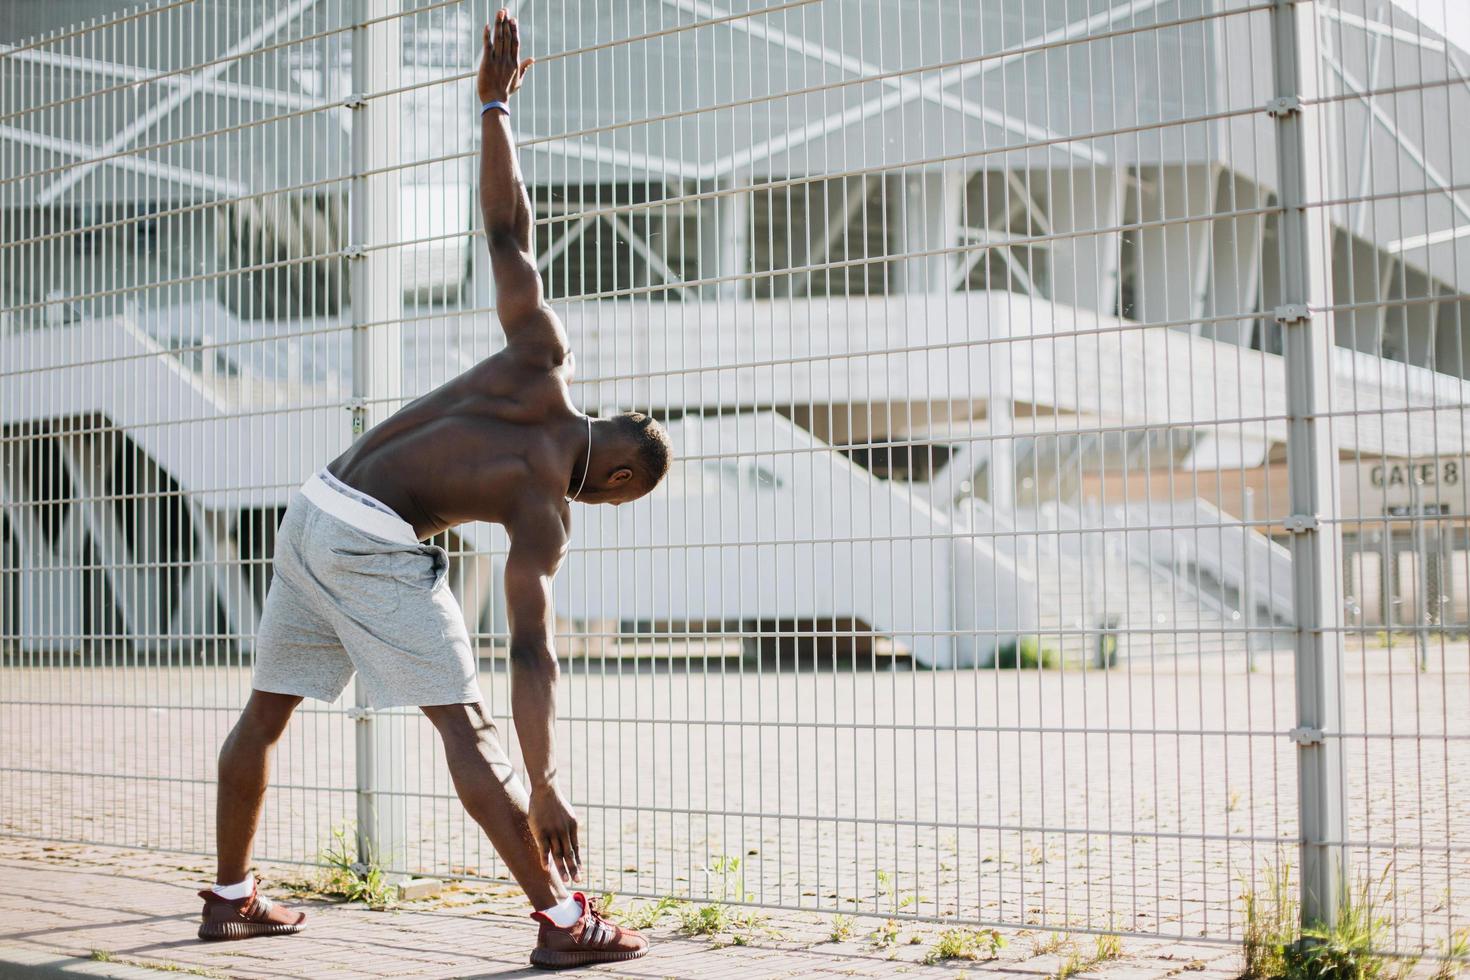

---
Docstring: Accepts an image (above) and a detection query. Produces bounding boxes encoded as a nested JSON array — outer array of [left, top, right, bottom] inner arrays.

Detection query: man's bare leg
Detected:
[[422, 702, 568, 910], [215, 690, 302, 885]]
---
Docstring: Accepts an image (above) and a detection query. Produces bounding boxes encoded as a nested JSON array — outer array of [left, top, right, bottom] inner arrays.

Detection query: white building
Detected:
[[2, 0, 1467, 664]]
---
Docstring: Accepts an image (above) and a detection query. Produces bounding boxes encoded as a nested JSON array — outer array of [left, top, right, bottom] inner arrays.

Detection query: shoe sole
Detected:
[[529, 947, 648, 969], [198, 921, 305, 941]]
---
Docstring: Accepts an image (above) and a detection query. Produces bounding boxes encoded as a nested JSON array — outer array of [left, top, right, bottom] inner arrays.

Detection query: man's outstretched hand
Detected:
[[529, 782, 582, 884], [479, 8, 534, 105]]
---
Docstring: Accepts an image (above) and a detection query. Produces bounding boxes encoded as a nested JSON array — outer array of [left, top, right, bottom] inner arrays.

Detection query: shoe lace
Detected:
[[577, 899, 614, 947], [246, 893, 274, 919]]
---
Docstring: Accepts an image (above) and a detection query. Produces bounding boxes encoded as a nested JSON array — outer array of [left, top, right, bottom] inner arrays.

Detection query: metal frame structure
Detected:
[[2, 0, 1468, 962]]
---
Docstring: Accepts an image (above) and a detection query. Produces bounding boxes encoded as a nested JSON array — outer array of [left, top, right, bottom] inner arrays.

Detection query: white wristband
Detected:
[[480, 100, 510, 117]]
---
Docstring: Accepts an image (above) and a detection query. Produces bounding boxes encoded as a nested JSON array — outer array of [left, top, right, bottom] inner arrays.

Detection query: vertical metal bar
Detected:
[[348, 0, 403, 868], [1245, 486, 1257, 673], [1269, 0, 1346, 928]]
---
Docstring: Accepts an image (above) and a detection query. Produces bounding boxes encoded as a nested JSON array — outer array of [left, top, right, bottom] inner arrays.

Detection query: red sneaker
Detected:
[[197, 885, 306, 941], [529, 893, 649, 969]]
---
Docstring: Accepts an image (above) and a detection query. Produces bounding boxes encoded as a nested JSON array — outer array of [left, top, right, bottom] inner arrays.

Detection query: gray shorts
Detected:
[[252, 470, 481, 709]]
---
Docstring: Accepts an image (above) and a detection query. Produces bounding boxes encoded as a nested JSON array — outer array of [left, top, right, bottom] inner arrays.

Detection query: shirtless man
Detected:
[[197, 11, 667, 968]]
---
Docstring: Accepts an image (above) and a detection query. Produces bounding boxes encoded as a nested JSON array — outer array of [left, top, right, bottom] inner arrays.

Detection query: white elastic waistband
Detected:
[[301, 471, 418, 545]]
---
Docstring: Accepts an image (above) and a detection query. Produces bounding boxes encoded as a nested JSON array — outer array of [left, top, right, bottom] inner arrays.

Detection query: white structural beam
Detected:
[[0, 455, 84, 650], [188, 504, 262, 648], [523, 131, 706, 181], [1318, 5, 1445, 52], [715, 0, 1171, 174], [0, 43, 321, 113], [1348, 11, 1387, 238], [603, 211, 697, 302], [0, 125, 245, 197], [1388, 224, 1470, 252], [57, 432, 164, 649], [1322, 49, 1470, 227], [664, 0, 1104, 169], [536, 214, 598, 273], [1004, 170, 1051, 235], [952, 227, 1038, 296], [790, 178, 873, 297], [34, 0, 319, 206]]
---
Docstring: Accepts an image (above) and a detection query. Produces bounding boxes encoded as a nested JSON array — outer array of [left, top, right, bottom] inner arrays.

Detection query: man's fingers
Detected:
[[561, 831, 579, 882], [560, 831, 578, 882], [558, 837, 574, 882], [549, 837, 571, 883]]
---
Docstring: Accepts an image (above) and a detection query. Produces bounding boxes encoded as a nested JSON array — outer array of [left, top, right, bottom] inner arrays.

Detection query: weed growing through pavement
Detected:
[[829, 914, 857, 942], [922, 927, 1007, 965], [620, 895, 685, 930], [1239, 862, 1394, 980], [1429, 929, 1469, 980], [319, 825, 396, 909]]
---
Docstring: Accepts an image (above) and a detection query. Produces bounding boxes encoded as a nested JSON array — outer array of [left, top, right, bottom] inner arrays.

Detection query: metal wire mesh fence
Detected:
[[2, 0, 1468, 962]]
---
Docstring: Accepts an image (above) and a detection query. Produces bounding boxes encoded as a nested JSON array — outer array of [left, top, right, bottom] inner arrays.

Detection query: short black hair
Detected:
[[614, 411, 671, 490]]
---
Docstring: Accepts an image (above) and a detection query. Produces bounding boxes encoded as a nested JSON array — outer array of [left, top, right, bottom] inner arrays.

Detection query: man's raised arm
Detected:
[[503, 499, 580, 884], [477, 10, 567, 360]]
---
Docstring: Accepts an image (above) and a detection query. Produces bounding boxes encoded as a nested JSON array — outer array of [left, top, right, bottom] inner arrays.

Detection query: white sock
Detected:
[[211, 874, 254, 901], [538, 893, 583, 928]]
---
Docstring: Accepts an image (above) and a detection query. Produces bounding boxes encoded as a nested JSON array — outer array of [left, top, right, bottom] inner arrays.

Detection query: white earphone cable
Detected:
[[569, 415, 592, 501]]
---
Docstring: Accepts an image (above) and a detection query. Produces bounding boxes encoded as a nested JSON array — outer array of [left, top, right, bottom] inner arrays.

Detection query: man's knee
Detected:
[[423, 702, 502, 754], [227, 691, 302, 750]]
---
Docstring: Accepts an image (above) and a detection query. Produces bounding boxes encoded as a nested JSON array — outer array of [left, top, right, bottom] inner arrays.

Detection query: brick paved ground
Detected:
[[0, 841, 1246, 979], [4, 641, 1468, 971]]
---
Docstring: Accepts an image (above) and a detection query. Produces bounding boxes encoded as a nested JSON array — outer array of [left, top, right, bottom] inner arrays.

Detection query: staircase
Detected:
[[960, 499, 1290, 663]]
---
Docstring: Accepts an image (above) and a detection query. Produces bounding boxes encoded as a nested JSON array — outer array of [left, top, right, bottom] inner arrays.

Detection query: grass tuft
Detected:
[[1056, 949, 1087, 979], [1241, 864, 1298, 979], [1284, 880, 1390, 980], [1429, 930, 1469, 980], [828, 913, 856, 943], [1028, 928, 1124, 979], [621, 895, 686, 930], [870, 918, 902, 949], [90, 950, 224, 977], [922, 927, 1007, 964], [319, 825, 396, 909], [1240, 863, 1394, 980], [1092, 931, 1123, 964], [678, 902, 733, 936], [1031, 931, 1071, 957]]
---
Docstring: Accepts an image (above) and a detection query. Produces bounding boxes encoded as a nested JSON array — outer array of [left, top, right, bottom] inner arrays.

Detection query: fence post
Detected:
[[1268, 0, 1346, 927], [348, 0, 403, 868]]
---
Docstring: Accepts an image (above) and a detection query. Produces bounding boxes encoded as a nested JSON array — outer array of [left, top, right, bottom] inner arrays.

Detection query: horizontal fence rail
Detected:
[[2, 0, 1468, 965]]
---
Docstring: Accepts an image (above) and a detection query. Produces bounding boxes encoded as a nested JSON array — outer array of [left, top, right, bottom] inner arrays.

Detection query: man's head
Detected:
[[578, 412, 671, 504]]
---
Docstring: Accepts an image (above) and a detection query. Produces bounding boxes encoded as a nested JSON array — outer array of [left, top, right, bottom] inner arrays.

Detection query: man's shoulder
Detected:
[[467, 343, 574, 391], [504, 493, 571, 556]]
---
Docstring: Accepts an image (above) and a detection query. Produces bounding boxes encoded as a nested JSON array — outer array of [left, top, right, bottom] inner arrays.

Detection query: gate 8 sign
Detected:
[[1342, 457, 1470, 519]]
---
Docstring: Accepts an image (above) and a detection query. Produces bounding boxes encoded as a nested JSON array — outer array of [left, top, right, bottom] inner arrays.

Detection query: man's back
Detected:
[[328, 349, 581, 539]]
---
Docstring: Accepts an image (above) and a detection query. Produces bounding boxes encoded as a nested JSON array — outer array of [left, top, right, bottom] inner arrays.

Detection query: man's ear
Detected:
[[608, 467, 634, 487]]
